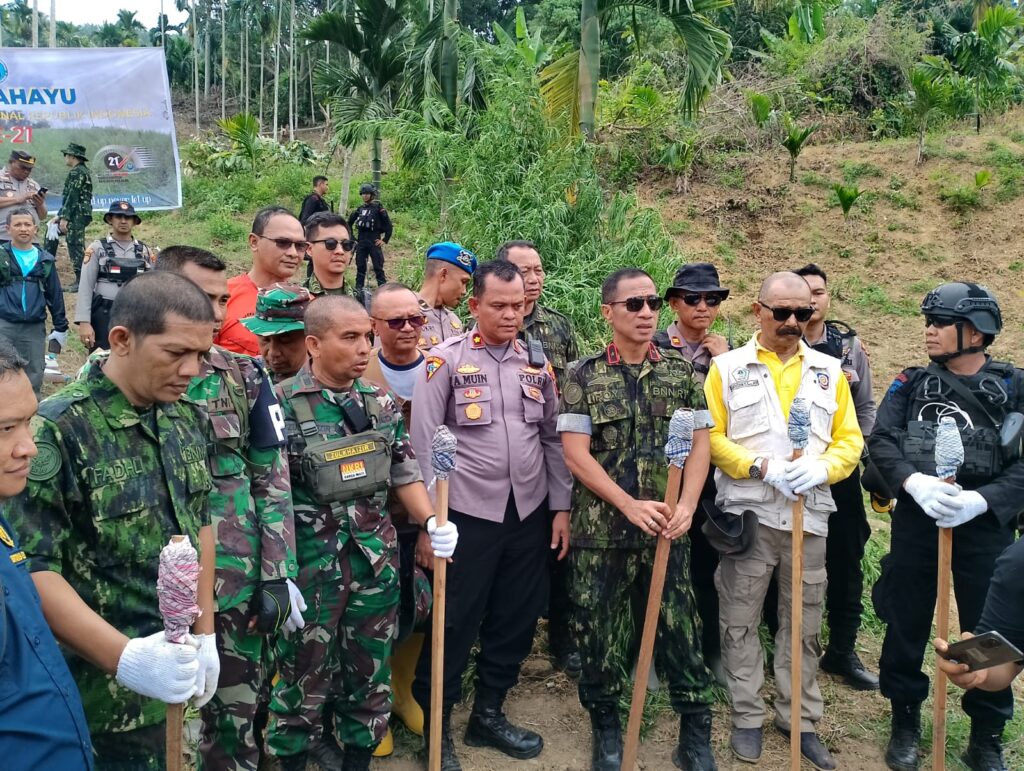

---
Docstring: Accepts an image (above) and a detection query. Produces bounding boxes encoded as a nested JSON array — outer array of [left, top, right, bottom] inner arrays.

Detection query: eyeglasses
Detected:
[[256, 235, 310, 253], [680, 293, 725, 307], [759, 302, 814, 323], [310, 238, 355, 253], [607, 295, 664, 312], [374, 315, 428, 331], [924, 314, 957, 328]]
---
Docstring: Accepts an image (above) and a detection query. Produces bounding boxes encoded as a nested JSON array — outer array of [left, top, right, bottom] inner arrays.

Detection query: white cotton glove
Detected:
[[763, 458, 799, 502], [283, 578, 307, 633], [935, 489, 989, 529], [192, 632, 220, 708], [45, 218, 60, 241], [426, 516, 459, 559], [784, 456, 830, 495], [46, 330, 68, 351], [115, 630, 200, 704], [903, 472, 961, 521]]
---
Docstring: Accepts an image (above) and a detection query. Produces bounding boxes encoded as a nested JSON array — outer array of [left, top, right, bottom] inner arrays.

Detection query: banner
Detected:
[[0, 47, 181, 212]]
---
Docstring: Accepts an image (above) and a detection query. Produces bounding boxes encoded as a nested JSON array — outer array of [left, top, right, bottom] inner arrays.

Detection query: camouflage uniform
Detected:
[[5, 361, 212, 766], [302, 271, 358, 300], [268, 366, 422, 757], [58, 155, 93, 281], [556, 342, 714, 713], [185, 347, 298, 771]]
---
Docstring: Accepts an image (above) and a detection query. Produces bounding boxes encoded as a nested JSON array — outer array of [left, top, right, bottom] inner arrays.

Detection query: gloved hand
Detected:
[[192, 632, 220, 708], [250, 579, 291, 634], [763, 459, 798, 502], [46, 329, 68, 352], [935, 489, 989, 528], [426, 516, 459, 559], [115, 630, 199, 704], [283, 579, 307, 633], [903, 473, 961, 521], [785, 456, 830, 495]]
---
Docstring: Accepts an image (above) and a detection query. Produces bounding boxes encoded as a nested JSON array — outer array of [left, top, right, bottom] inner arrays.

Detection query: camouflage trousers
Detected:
[[569, 544, 714, 713], [67, 223, 86, 278], [92, 723, 165, 770], [267, 543, 399, 757], [198, 603, 270, 771]]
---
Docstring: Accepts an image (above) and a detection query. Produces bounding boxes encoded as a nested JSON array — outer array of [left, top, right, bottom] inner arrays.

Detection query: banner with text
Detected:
[[0, 47, 181, 212]]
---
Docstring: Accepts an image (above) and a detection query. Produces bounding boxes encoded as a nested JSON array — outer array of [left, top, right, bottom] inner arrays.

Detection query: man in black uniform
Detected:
[[869, 282, 1020, 771], [299, 176, 331, 223], [347, 183, 392, 294]]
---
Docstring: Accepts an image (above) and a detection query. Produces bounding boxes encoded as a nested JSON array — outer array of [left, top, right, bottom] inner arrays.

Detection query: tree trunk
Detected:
[[204, 22, 212, 98], [289, 0, 296, 141], [240, 9, 246, 115], [440, 0, 459, 113], [273, 0, 282, 141], [339, 147, 353, 216], [372, 130, 382, 190], [48, 0, 55, 47], [789, 154, 796, 182], [578, 0, 599, 138], [221, 0, 227, 120], [161, 0, 165, 46], [31, 0, 38, 47], [193, 0, 200, 133], [917, 122, 926, 165], [309, 52, 316, 125], [259, 40, 266, 130]]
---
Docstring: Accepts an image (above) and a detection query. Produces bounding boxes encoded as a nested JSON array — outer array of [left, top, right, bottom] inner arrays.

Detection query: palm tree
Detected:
[[95, 22, 127, 46], [952, 4, 1023, 132], [116, 9, 145, 43]]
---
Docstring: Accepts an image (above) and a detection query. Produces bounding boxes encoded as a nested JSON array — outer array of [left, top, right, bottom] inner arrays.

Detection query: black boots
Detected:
[[885, 702, 921, 771], [589, 705, 622, 771], [424, 706, 462, 771], [962, 723, 1008, 771], [307, 736, 345, 771], [464, 702, 544, 759], [341, 746, 373, 771], [672, 710, 717, 771], [820, 649, 880, 691]]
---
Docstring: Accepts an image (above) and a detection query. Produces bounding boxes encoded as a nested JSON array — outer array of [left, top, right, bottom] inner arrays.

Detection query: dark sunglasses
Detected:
[[760, 302, 814, 323], [374, 315, 428, 331], [256, 235, 310, 253], [680, 293, 725, 307], [310, 237, 355, 253], [924, 314, 957, 328], [608, 295, 664, 312]]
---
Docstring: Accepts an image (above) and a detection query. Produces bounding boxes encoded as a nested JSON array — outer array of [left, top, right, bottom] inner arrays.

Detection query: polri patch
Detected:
[[28, 440, 61, 481], [425, 356, 445, 381]]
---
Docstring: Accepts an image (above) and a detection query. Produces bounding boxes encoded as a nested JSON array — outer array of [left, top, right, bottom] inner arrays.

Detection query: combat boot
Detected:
[[464, 701, 543, 759], [962, 723, 1008, 771], [341, 746, 372, 771], [884, 702, 921, 771], [307, 735, 344, 771], [424, 706, 462, 771], [672, 709, 717, 771], [588, 705, 622, 771], [276, 752, 309, 771]]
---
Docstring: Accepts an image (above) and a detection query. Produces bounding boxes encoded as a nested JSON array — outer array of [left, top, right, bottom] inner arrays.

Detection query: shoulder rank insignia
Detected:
[[450, 318, 462, 329], [470, 332, 484, 349], [457, 363, 480, 374], [430, 335, 439, 345], [425, 356, 445, 381], [671, 336, 682, 347], [0, 523, 13, 548]]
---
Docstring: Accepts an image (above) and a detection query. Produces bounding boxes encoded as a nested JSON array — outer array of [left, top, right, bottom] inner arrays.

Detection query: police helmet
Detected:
[[920, 282, 1002, 336], [359, 183, 376, 196]]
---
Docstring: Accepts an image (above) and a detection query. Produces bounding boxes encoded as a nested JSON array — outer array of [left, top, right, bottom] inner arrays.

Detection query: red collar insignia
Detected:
[[606, 344, 621, 365], [470, 332, 484, 349]]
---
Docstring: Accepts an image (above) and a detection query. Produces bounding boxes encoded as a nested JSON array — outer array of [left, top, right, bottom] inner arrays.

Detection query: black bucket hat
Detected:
[[103, 200, 142, 225], [665, 262, 730, 300], [700, 501, 758, 557]]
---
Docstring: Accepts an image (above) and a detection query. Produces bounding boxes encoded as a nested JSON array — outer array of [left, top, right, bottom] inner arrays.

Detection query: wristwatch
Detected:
[[748, 457, 764, 480]]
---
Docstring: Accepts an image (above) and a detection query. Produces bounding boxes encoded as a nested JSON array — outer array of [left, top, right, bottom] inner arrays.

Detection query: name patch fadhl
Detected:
[[324, 442, 377, 462]]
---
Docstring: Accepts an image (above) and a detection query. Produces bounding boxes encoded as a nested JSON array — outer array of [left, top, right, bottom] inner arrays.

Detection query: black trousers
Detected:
[[547, 543, 575, 658], [412, 495, 549, 711], [823, 466, 871, 653], [690, 499, 721, 660], [91, 296, 114, 352], [874, 499, 1014, 729], [354, 242, 386, 290]]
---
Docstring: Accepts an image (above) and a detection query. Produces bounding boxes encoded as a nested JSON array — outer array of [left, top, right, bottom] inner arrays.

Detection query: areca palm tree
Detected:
[[541, 0, 734, 138], [952, 4, 1022, 132]]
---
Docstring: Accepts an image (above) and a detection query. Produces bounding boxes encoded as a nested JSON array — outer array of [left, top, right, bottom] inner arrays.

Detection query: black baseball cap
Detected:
[[665, 262, 730, 299]]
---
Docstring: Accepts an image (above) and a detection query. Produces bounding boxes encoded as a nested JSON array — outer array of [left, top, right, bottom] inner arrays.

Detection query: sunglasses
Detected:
[[310, 237, 355, 253], [924, 314, 957, 328], [608, 295, 664, 312], [374, 315, 428, 331], [256, 235, 310, 253], [759, 302, 814, 323], [680, 293, 725, 307]]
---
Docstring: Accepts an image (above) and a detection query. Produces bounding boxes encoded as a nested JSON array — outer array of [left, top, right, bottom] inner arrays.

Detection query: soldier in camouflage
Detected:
[[558, 268, 716, 771], [243, 284, 313, 384], [269, 295, 457, 771], [303, 212, 359, 300], [415, 242, 475, 350], [154, 247, 303, 771], [57, 143, 94, 292], [5, 272, 220, 769]]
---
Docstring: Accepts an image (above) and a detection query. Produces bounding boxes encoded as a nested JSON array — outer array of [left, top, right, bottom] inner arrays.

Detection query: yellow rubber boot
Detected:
[[373, 727, 394, 757], [391, 633, 425, 735]]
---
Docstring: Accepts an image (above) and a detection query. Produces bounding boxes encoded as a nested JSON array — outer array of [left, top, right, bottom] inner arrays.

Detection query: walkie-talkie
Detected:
[[527, 336, 545, 368], [341, 398, 371, 434]]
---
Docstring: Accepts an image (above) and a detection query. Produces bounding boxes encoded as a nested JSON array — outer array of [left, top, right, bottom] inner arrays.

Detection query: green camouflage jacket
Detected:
[[303, 271, 358, 299], [521, 302, 579, 385], [275, 366, 422, 580], [5, 362, 212, 735], [184, 346, 297, 611], [57, 164, 93, 227], [557, 343, 711, 549]]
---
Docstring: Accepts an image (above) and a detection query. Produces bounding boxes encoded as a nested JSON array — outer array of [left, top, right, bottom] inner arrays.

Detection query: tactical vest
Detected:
[[812, 320, 856, 366], [290, 391, 392, 504], [97, 238, 149, 286], [0, 244, 51, 287], [205, 354, 251, 466], [901, 362, 1024, 482], [354, 203, 380, 235]]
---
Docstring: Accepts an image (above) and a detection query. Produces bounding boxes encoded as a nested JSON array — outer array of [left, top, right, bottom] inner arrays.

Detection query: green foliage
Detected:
[[974, 169, 993, 189], [491, 6, 559, 69], [746, 89, 775, 127], [832, 183, 863, 219], [841, 161, 883, 182], [938, 182, 982, 213], [781, 116, 818, 182], [984, 144, 1024, 203], [181, 115, 322, 177]]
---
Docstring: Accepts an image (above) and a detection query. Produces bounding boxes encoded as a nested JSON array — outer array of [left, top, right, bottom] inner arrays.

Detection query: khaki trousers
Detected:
[[715, 524, 827, 732]]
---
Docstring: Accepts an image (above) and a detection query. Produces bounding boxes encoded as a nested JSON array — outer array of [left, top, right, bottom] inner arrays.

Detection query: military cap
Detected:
[[103, 200, 142, 225], [426, 241, 477, 275], [60, 142, 89, 162], [665, 262, 730, 300], [241, 283, 313, 336], [8, 150, 35, 166], [700, 501, 758, 558]]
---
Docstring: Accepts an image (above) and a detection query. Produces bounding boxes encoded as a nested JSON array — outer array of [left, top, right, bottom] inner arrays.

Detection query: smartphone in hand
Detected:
[[939, 631, 1024, 672]]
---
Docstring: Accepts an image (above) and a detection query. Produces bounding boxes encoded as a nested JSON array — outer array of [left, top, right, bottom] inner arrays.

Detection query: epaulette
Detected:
[[538, 303, 569, 321], [37, 385, 90, 420], [431, 334, 467, 355]]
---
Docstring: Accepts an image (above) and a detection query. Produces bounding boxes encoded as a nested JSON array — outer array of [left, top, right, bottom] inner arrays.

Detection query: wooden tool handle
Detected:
[[622, 463, 684, 771], [428, 479, 450, 771], [932, 524, 954, 771], [790, 448, 804, 770], [166, 703, 184, 771]]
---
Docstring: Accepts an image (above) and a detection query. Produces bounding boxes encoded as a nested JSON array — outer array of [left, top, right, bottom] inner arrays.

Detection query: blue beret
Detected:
[[426, 241, 477, 274]]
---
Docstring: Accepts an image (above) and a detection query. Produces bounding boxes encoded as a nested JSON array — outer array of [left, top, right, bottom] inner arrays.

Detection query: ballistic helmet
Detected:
[[921, 282, 1002, 336], [359, 183, 376, 196]]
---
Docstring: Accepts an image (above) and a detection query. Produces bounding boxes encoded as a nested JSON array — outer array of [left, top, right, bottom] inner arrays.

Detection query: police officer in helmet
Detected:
[[869, 282, 1021, 771], [348, 183, 392, 294]]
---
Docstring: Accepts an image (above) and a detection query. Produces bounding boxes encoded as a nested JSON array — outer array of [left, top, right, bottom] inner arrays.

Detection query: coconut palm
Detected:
[[952, 4, 1023, 132]]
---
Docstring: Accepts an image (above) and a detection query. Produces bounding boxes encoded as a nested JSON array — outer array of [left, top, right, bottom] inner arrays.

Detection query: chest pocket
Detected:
[[455, 385, 493, 427], [520, 382, 545, 423], [727, 381, 770, 440], [589, 394, 631, 452], [207, 410, 247, 477], [89, 478, 168, 567], [806, 388, 838, 444]]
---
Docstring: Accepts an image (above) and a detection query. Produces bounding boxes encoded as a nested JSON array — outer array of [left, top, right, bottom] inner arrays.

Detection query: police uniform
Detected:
[[0, 154, 43, 244], [347, 193, 392, 292], [416, 296, 463, 350], [76, 232, 152, 352], [5, 361, 212, 766], [269, 367, 421, 761], [409, 329, 572, 732], [57, 143, 94, 284], [557, 342, 715, 757], [0, 513, 93, 769]]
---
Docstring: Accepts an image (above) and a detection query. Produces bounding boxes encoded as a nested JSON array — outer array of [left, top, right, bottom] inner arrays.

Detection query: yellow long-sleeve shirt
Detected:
[[705, 336, 863, 483]]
